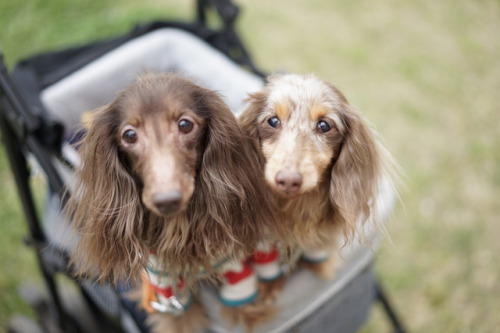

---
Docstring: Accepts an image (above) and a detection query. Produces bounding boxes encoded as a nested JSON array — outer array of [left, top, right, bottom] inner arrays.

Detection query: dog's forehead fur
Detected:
[[257, 74, 347, 133], [121, 77, 198, 118], [116, 75, 207, 147]]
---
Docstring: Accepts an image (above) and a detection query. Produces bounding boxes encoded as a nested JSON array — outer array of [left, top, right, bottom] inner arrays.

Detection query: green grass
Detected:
[[1, 0, 499, 332]]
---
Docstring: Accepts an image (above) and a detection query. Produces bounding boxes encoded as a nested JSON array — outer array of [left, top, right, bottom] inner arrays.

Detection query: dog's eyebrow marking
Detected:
[[274, 102, 290, 120], [123, 116, 143, 128], [309, 104, 328, 120]]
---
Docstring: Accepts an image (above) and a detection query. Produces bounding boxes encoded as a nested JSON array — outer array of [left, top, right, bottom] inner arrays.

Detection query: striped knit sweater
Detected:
[[145, 242, 282, 314]]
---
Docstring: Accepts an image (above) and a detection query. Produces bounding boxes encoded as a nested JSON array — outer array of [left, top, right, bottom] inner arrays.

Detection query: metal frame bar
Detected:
[[375, 278, 407, 333]]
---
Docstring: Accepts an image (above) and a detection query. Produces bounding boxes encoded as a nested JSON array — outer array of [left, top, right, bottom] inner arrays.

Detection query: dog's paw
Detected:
[[221, 301, 278, 331], [299, 255, 340, 280], [258, 275, 286, 304], [146, 301, 208, 333]]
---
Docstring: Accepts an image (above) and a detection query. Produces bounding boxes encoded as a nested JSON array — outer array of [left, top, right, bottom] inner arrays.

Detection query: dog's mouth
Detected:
[[145, 189, 188, 217], [273, 188, 302, 199], [155, 190, 183, 215]]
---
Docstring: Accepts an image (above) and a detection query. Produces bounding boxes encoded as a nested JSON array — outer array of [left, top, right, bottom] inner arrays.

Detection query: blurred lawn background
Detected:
[[1, 0, 499, 332]]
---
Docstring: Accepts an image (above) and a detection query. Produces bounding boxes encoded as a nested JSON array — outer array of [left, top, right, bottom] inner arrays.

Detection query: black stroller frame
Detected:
[[0, 1, 406, 332]]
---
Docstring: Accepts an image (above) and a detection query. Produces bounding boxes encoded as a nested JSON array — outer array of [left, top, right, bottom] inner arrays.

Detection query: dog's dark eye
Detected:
[[268, 116, 281, 128], [317, 120, 331, 133], [122, 129, 138, 144], [178, 119, 194, 134]]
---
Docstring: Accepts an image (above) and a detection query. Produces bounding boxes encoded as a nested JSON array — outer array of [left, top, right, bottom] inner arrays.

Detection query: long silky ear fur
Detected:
[[65, 102, 147, 283], [329, 102, 381, 240], [187, 89, 278, 260], [239, 89, 290, 242], [239, 90, 268, 167]]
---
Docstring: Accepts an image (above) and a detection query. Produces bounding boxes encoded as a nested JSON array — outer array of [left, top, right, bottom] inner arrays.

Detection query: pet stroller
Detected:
[[0, 1, 405, 332]]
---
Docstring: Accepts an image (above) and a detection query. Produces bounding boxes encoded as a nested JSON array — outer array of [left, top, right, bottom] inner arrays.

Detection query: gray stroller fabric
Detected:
[[41, 28, 263, 139]]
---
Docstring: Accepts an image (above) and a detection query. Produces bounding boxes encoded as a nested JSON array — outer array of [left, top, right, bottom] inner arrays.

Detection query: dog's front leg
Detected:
[[219, 258, 278, 330], [300, 247, 343, 280]]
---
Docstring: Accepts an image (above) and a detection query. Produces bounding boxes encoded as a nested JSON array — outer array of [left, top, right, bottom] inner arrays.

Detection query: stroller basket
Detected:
[[0, 1, 405, 332]]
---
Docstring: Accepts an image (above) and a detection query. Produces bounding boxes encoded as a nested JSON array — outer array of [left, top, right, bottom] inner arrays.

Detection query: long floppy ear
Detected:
[[239, 74, 281, 140], [65, 102, 147, 283], [239, 90, 268, 166], [188, 89, 278, 258], [239, 91, 266, 139], [329, 102, 381, 239]]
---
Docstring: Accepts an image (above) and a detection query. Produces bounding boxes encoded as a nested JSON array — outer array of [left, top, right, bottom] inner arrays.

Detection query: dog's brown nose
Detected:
[[152, 190, 183, 215], [275, 170, 303, 194]]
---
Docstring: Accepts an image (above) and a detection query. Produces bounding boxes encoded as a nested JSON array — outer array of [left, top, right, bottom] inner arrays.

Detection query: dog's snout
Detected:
[[275, 170, 303, 194], [152, 190, 183, 215]]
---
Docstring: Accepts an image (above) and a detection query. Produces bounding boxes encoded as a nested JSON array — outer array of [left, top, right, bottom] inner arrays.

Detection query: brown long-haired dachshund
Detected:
[[65, 73, 278, 333], [240, 73, 395, 286]]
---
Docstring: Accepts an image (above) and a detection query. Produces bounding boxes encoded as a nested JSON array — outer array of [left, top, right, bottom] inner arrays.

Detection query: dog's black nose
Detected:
[[275, 170, 303, 194], [152, 190, 183, 215]]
